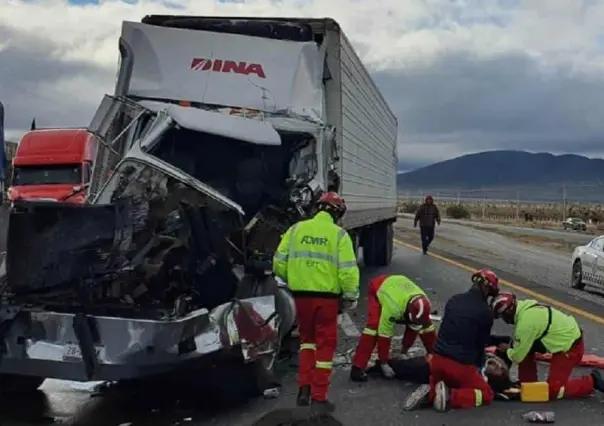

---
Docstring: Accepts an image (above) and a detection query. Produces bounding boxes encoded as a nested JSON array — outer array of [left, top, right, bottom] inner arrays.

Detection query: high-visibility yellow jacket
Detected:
[[507, 299, 582, 364], [376, 276, 430, 338], [273, 211, 360, 300]]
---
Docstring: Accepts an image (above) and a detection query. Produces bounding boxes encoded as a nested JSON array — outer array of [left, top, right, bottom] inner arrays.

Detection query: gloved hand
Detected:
[[380, 362, 396, 379], [342, 299, 358, 311]]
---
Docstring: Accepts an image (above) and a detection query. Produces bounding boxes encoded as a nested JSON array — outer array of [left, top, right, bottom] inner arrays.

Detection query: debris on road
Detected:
[[263, 387, 281, 399], [523, 411, 556, 423]]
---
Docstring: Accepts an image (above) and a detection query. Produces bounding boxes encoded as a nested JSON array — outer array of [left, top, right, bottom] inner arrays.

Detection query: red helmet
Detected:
[[471, 268, 500, 296], [316, 192, 347, 216], [491, 292, 516, 318], [406, 295, 432, 325]]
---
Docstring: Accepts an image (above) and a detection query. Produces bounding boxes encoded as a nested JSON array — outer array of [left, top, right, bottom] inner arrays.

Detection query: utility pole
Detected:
[[482, 187, 486, 220], [562, 185, 567, 221], [516, 188, 520, 221]]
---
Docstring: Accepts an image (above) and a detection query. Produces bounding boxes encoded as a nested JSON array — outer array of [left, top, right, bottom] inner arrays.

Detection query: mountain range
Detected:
[[397, 150, 604, 189]]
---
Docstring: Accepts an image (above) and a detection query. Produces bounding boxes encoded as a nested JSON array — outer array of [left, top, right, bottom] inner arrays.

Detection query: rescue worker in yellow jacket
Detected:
[[273, 192, 360, 416], [350, 274, 436, 382], [491, 292, 604, 401]]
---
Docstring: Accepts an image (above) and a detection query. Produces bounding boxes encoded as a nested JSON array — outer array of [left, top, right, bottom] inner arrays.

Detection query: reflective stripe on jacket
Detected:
[[507, 299, 582, 364], [376, 275, 426, 338], [272, 211, 360, 299]]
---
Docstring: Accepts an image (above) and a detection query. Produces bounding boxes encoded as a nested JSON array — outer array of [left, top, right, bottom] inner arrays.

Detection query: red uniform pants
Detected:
[[295, 297, 339, 401], [352, 280, 433, 368], [352, 283, 392, 368], [429, 354, 494, 409], [518, 337, 594, 400]]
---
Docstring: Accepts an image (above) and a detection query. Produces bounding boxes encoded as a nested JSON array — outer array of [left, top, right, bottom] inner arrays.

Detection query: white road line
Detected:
[[338, 313, 361, 337]]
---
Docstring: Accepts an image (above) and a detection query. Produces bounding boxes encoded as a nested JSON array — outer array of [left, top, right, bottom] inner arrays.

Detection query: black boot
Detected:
[[591, 370, 604, 392], [310, 399, 335, 419], [349, 366, 368, 382], [296, 385, 311, 407]]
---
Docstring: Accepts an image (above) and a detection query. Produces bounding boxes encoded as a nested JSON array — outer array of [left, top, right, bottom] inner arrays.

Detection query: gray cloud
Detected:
[[0, 25, 113, 136], [3, 23, 604, 171], [374, 50, 604, 169]]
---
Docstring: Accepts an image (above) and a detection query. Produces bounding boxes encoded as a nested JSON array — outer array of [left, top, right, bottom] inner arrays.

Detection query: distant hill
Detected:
[[397, 150, 604, 189]]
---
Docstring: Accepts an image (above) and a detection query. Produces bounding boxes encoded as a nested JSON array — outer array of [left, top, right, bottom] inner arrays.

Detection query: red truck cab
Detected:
[[7, 128, 97, 204]]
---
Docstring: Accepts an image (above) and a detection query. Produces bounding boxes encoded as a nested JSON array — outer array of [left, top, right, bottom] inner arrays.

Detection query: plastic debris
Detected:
[[523, 411, 555, 423], [68, 381, 105, 391], [263, 387, 280, 399]]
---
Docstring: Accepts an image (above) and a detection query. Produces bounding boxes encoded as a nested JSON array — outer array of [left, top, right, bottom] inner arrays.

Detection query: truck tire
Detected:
[[0, 374, 44, 394], [363, 222, 394, 267]]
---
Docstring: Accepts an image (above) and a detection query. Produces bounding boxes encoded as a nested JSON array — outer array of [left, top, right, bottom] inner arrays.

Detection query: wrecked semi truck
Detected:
[[0, 17, 398, 392]]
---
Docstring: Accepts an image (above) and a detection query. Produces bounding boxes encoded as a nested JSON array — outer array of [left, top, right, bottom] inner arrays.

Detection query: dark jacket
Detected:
[[414, 198, 441, 228], [434, 287, 494, 367]]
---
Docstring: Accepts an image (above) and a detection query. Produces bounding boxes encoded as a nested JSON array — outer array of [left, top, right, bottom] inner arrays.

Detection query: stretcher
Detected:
[[485, 346, 604, 368]]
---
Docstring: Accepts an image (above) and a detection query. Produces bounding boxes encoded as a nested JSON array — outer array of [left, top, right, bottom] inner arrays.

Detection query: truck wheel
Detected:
[[364, 222, 394, 267], [0, 374, 44, 394]]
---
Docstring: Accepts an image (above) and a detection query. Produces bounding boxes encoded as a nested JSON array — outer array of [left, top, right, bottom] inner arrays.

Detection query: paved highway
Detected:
[[3, 231, 604, 425], [399, 213, 596, 245]]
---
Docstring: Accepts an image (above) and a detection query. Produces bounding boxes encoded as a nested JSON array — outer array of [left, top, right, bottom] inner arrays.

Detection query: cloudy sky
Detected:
[[1, 0, 604, 171]]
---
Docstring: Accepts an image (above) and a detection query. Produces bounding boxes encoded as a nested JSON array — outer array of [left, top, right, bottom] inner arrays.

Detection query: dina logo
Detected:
[[190, 58, 266, 78]]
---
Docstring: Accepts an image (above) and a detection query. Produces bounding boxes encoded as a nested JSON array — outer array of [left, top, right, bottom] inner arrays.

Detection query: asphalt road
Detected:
[[3, 239, 604, 425], [396, 216, 604, 312], [398, 213, 596, 245]]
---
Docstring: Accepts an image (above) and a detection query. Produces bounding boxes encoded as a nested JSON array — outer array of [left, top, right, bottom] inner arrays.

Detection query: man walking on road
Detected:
[[491, 292, 604, 401], [413, 195, 441, 254], [273, 192, 360, 417]]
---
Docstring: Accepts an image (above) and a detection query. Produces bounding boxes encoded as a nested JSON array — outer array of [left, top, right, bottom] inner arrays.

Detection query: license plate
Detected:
[[62, 343, 106, 362]]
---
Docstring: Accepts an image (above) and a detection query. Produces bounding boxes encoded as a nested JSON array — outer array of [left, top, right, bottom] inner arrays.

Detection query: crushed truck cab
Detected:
[[0, 15, 398, 392]]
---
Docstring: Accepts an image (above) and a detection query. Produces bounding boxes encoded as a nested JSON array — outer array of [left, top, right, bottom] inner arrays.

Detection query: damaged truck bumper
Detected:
[[0, 295, 279, 382]]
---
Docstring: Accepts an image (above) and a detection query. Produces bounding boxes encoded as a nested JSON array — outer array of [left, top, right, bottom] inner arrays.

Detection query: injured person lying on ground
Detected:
[[366, 344, 520, 411]]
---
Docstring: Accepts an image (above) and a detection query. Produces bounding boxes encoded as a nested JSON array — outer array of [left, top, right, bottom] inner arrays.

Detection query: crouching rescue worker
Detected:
[[491, 292, 604, 400], [429, 268, 501, 412], [273, 192, 360, 416], [350, 274, 436, 382]]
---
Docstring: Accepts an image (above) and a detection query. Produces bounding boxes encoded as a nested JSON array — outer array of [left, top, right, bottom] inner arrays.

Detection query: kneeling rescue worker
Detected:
[[429, 268, 501, 412], [273, 192, 360, 415], [491, 292, 604, 400], [350, 274, 436, 382]]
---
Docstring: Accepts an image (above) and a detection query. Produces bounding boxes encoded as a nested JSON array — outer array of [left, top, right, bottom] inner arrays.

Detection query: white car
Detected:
[[571, 236, 604, 290]]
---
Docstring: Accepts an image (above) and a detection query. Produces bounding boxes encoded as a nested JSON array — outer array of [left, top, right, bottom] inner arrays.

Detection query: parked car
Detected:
[[571, 235, 604, 291], [563, 217, 587, 231]]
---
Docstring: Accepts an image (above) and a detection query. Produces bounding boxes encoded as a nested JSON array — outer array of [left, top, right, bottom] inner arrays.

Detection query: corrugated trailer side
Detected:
[[338, 32, 398, 228], [323, 20, 398, 267]]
